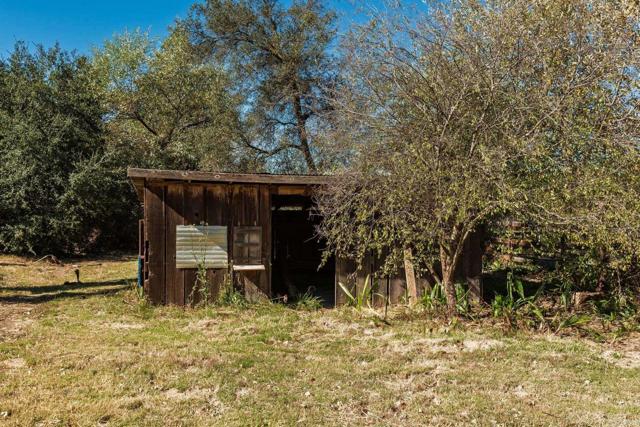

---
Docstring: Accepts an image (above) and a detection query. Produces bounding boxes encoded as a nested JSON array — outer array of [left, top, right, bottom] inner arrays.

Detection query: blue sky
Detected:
[[0, 0, 399, 58]]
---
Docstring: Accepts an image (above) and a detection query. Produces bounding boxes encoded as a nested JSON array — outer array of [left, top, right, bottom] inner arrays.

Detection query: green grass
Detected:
[[1, 254, 639, 426]]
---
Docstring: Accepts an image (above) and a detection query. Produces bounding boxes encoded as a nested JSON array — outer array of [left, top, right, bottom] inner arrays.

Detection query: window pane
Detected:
[[249, 231, 260, 244], [233, 226, 262, 265]]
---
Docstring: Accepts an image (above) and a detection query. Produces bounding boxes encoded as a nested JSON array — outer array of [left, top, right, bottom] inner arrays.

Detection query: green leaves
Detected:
[[0, 44, 137, 254], [337, 274, 373, 310], [92, 27, 248, 172]]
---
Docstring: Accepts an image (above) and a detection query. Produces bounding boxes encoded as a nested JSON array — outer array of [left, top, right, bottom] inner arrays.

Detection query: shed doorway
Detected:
[[271, 195, 335, 307]]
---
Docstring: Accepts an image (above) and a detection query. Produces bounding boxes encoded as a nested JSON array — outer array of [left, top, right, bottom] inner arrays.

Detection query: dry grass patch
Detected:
[[0, 254, 639, 426]]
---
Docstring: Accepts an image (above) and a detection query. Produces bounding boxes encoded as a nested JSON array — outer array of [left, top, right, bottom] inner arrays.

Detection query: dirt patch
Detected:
[[390, 337, 505, 356], [462, 339, 504, 352], [186, 319, 222, 338], [107, 322, 145, 330], [1, 358, 26, 369], [310, 316, 363, 335], [600, 334, 640, 369], [188, 319, 219, 330], [0, 303, 35, 341], [163, 386, 223, 412], [513, 384, 529, 398], [602, 350, 640, 369]]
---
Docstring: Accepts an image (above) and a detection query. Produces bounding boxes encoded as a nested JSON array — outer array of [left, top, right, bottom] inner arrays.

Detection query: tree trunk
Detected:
[[440, 245, 458, 316], [403, 248, 418, 305], [293, 94, 317, 173]]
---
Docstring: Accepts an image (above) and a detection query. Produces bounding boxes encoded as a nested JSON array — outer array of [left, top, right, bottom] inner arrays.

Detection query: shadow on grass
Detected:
[[0, 262, 27, 267], [0, 279, 132, 304], [1, 279, 134, 294]]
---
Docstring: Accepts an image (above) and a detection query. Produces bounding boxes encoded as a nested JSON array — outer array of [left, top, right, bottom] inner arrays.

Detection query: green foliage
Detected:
[[554, 314, 592, 332], [189, 258, 212, 308], [421, 282, 470, 315], [131, 279, 145, 300], [294, 292, 323, 311], [337, 274, 373, 310], [420, 282, 447, 311], [217, 274, 247, 308], [187, 225, 214, 307], [591, 291, 638, 322], [92, 28, 254, 172], [491, 273, 545, 327], [0, 43, 138, 255], [454, 284, 471, 315]]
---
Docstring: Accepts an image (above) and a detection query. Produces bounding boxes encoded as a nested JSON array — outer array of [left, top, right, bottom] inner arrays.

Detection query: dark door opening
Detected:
[[271, 194, 335, 307]]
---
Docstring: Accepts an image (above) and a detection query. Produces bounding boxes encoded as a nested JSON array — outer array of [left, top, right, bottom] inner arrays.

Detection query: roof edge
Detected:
[[127, 168, 334, 186]]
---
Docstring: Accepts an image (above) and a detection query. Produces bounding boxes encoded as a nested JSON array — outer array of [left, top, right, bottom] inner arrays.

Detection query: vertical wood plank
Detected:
[[205, 184, 228, 225], [145, 184, 165, 304], [165, 184, 185, 305], [355, 253, 373, 306], [389, 269, 407, 305], [464, 227, 486, 302], [138, 219, 145, 256], [258, 184, 271, 296], [183, 185, 204, 305], [205, 184, 229, 299], [371, 253, 389, 308], [403, 248, 418, 305], [241, 185, 259, 226], [232, 184, 245, 226]]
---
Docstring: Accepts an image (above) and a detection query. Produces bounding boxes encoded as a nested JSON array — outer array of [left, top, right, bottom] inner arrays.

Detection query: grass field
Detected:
[[0, 254, 639, 426]]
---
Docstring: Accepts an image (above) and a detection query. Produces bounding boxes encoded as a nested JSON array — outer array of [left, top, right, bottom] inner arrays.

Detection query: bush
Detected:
[[0, 43, 138, 255]]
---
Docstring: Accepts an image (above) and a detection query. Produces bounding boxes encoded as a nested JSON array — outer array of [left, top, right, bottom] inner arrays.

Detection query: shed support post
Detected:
[[404, 248, 418, 305]]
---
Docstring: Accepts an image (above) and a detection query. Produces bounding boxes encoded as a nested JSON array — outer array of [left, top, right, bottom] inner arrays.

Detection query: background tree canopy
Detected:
[[92, 27, 258, 172], [0, 44, 136, 254], [185, 0, 338, 173]]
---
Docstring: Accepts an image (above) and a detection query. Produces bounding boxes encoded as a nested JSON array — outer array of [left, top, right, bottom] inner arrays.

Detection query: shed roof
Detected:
[[127, 168, 334, 200]]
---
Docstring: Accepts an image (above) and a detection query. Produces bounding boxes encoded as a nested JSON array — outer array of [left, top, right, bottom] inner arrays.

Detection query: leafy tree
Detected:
[[316, 0, 640, 315], [185, 0, 337, 172], [92, 27, 255, 172], [0, 44, 137, 255]]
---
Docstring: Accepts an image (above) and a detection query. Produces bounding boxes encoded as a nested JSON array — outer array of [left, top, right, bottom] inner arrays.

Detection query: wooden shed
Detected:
[[128, 168, 484, 307]]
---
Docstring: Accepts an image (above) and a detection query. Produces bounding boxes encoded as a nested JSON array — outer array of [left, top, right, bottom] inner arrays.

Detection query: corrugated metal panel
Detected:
[[176, 225, 228, 269]]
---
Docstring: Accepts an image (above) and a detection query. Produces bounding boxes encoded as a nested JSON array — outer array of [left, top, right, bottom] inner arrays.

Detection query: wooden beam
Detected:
[[128, 168, 333, 186], [273, 185, 309, 195], [233, 265, 266, 271]]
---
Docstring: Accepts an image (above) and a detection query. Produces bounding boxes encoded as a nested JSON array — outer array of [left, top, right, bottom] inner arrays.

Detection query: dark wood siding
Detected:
[[259, 185, 271, 296], [204, 184, 230, 299], [334, 240, 485, 307], [145, 184, 165, 304], [143, 181, 275, 305], [183, 185, 204, 304], [165, 184, 185, 305], [335, 258, 356, 306]]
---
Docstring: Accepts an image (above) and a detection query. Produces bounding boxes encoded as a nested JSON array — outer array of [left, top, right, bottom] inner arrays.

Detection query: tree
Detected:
[[92, 27, 255, 172], [0, 44, 137, 255], [185, 0, 337, 173], [316, 0, 640, 315]]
